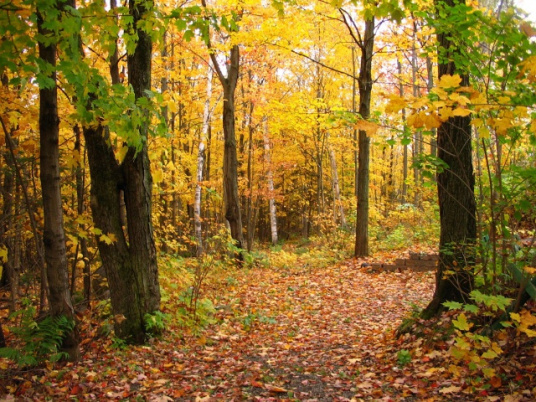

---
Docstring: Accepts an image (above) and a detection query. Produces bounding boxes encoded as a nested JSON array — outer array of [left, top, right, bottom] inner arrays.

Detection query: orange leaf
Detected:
[[489, 376, 502, 388]]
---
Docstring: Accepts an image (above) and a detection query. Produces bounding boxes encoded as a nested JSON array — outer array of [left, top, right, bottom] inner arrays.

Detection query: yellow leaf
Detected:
[[385, 95, 407, 114], [167, 101, 178, 114], [478, 127, 490, 139], [452, 107, 472, 117], [438, 74, 462, 89], [355, 120, 380, 136], [453, 313, 472, 331], [524, 266, 536, 275], [439, 107, 454, 122], [482, 349, 498, 359], [520, 309, 536, 326], [510, 312, 521, 323], [491, 117, 512, 135], [0, 246, 8, 263], [482, 367, 496, 379], [153, 169, 164, 184], [422, 113, 441, 129], [449, 93, 471, 106]]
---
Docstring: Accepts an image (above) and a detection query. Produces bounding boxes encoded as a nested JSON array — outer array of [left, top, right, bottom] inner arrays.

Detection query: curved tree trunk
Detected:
[[422, 0, 476, 318]]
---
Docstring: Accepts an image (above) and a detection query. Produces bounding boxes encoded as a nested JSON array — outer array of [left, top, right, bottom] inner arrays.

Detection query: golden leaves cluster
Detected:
[[386, 73, 532, 139]]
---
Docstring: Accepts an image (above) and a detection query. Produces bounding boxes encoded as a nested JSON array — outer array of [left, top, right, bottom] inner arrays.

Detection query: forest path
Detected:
[[168, 261, 436, 400], [10, 260, 442, 400]]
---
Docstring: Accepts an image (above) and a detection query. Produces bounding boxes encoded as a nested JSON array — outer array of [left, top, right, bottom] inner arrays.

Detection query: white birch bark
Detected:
[[194, 62, 213, 256], [263, 119, 278, 245], [329, 146, 346, 228]]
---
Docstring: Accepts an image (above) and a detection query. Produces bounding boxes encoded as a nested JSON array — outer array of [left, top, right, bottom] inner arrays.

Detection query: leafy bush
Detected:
[[144, 311, 170, 337]]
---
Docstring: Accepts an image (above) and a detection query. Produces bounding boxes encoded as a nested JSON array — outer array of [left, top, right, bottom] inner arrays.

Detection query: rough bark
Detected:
[[82, 0, 161, 343], [209, 44, 244, 252], [37, 4, 79, 361], [354, 18, 375, 257], [422, 0, 476, 318]]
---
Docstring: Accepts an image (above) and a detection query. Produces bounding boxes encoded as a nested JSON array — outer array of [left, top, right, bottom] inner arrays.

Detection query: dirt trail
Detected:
[[5, 261, 439, 400], [169, 261, 435, 400]]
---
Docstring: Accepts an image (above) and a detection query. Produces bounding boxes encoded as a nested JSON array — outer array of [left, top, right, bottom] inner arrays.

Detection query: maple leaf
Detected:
[[385, 95, 407, 114], [452, 107, 471, 117], [100, 233, 118, 245], [439, 385, 461, 394], [438, 74, 462, 89], [452, 313, 472, 331]]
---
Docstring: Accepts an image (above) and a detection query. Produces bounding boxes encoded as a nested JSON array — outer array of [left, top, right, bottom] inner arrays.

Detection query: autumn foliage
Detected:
[[1, 0, 536, 399]]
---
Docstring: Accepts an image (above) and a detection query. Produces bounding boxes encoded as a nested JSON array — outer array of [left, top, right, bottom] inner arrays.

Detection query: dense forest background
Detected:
[[1, 0, 536, 399]]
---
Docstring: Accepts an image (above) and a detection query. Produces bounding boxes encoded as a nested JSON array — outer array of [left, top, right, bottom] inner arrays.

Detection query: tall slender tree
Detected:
[[339, 9, 375, 257], [37, 0, 79, 360], [201, 0, 244, 252]]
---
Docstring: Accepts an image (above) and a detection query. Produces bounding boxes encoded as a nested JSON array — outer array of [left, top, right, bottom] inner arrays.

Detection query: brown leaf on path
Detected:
[[490, 376, 502, 389], [264, 384, 288, 393], [439, 385, 461, 394]]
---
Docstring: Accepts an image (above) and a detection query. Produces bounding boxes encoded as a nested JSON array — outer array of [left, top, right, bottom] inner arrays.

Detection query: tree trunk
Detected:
[[246, 103, 255, 252], [422, 0, 476, 318], [83, 0, 161, 343], [411, 22, 422, 207], [329, 147, 346, 228], [397, 58, 409, 203], [210, 44, 244, 252], [37, 4, 79, 361], [263, 119, 278, 245], [194, 62, 213, 256], [354, 18, 375, 257], [351, 47, 358, 199]]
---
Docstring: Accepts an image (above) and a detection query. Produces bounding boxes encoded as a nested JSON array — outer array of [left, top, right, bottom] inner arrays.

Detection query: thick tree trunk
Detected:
[[422, 0, 476, 318], [37, 5, 79, 361], [354, 18, 375, 257], [83, 0, 160, 342]]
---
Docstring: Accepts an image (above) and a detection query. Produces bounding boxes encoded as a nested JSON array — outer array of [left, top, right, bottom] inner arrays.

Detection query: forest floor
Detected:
[[2, 255, 536, 400]]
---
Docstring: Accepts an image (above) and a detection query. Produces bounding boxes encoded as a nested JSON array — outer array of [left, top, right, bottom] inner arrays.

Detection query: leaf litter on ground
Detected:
[[2, 254, 536, 400]]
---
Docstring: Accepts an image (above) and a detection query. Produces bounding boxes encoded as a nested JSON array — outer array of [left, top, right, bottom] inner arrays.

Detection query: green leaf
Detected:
[[463, 304, 479, 314], [443, 301, 463, 310], [183, 30, 194, 42], [452, 313, 472, 331], [175, 18, 187, 31], [482, 349, 498, 359]]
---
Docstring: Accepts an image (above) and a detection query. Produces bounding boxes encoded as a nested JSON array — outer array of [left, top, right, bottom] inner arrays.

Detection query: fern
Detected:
[[0, 302, 75, 367]]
